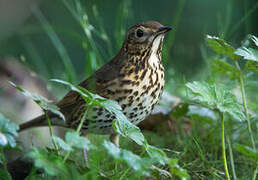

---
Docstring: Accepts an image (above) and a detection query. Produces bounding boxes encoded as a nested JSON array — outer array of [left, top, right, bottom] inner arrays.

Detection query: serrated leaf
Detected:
[[235, 144, 258, 162], [235, 47, 258, 61], [0, 114, 19, 148], [107, 102, 144, 146], [186, 81, 245, 121], [27, 147, 67, 176], [168, 158, 190, 180], [52, 136, 73, 152], [211, 59, 239, 79], [103, 140, 150, 175], [9, 81, 65, 121], [206, 35, 239, 60], [65, 131, 95, 150]]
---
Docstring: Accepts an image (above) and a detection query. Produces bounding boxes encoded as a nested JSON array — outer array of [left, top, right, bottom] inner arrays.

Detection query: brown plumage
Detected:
[[19, 21, 171, 137]]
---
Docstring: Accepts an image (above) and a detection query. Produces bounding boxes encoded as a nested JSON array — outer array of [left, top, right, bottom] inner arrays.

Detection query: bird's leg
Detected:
[[82, 134, 89, 167], [109, 133, 120, 147]]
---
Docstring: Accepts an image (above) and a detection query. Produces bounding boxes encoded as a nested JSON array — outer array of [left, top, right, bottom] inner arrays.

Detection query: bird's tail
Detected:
[[19, 114, 67, 132]]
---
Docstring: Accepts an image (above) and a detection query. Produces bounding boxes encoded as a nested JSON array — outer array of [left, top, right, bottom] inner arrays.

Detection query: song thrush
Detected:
[[19, 21, 171, 144]]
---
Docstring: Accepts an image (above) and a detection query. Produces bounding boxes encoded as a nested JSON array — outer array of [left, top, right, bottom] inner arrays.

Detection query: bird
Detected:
[[19, 21, 171, 146]]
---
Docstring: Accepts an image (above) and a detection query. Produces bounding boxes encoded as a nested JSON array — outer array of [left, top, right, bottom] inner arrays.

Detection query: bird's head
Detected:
[[122, 21, 171, 56]]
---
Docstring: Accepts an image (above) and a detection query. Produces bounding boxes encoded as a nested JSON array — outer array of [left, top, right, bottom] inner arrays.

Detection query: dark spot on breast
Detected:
[[120, 80, 133, 86], [105, 114, 111, 118], [140, 69, 147, 80], [106, 89, 115, 95], [121, 104, 126, 110], [104, 119, 113, 123], [133, 91, 138, 96], [124, 89, 133, 94], [151, 104, 155, 110], [134, 75, 139, 80], [116, 89, 122, 93], [133, 107, 138, 111], [128, 68, 134, 75], [119, 73, 126, 78]]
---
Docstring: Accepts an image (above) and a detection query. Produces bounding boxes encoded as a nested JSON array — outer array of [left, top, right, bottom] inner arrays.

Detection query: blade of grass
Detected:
[[227, 137, 237, 180], [115, 0, 132, 50], [32, 6, 76, 83], [20, 36, 50, 79], [165, 0, 186, 49], [163, 0, 186, 67], [228, 2, 258, 38]]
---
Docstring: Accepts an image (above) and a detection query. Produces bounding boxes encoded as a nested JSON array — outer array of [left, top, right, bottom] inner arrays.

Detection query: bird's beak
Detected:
[[157, 26, 172, 34]]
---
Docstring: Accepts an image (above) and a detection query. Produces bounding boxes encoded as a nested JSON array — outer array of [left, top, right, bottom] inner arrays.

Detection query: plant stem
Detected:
[[0, 149, 12, 180], [45, 111, 59, 154], [234, 61, 257, 180], [227, 137, 237, 180], [220, 112, 230, 180], [234, 61, 256, 149], [63, 105, 90, 162]]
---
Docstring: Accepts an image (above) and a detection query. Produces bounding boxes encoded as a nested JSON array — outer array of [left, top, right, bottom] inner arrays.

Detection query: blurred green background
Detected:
[[1, 0, 257, 93]]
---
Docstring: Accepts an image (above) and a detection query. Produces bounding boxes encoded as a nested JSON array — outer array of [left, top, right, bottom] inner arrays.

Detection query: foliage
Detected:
[[4, 80, 189, 179], [0, 114, 19, 148], [0, 1, 257, 179], [186, 81, 245, 121]]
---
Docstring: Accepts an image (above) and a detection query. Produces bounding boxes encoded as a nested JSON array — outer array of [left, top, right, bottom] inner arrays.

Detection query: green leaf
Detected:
[[52, 136, 73, 152], [0, 114, 19, 148], [9, 81, 65, 121], [168, 158, 190, 180], [0, 169, 12, 180], [51, 79, 106, 104], [102, 100, 145, 146], [235, 144, 258, 162], [145, 144, 169, 165], [103, 140, 150, 175], [211, 59, 239, 79], [27, 147, 67, 176], [171, 103, 189, 119], [235, 47, 258, 61], [206, 35, 239, 60], [65, 131, 95, 150], [245, 60, 258, 73], [186, 81, 245, 121]]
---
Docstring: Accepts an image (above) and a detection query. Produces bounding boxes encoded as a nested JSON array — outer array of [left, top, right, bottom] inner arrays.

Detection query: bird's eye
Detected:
[[136, 29, 144, 38]]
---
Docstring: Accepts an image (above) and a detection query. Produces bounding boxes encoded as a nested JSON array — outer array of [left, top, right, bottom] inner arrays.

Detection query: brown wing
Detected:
[[56, 52, 124, 110]]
